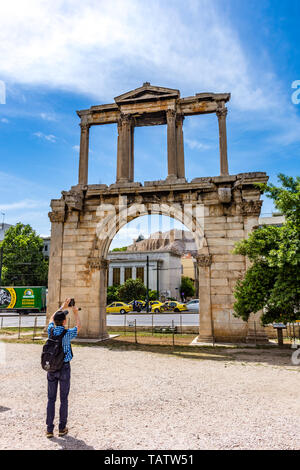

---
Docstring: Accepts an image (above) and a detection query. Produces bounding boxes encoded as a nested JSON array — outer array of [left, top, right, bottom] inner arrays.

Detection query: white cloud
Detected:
[[0, 117, 9, 123], [185, 138, 210, 151], [72, 145, 80, 152], [0, 0, 282, 112], [0, 171, 52, 235], [33, 131, 56, 142], [0, 199, 48, 211], [40, 112, 56, 121]]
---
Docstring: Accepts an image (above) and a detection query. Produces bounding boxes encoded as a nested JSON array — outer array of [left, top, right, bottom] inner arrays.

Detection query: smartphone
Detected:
[[68, 298, 75, 307]]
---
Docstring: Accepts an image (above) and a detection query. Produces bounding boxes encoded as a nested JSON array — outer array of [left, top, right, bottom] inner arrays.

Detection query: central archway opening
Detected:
[[105, 213, 201, 338]]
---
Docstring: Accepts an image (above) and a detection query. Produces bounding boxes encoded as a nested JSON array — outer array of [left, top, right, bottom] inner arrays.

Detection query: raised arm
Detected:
[[49, 298, 71, 324], [72, 306, 81, 332]]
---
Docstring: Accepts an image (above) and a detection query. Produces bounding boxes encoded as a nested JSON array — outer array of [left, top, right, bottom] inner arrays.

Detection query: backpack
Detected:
[[41, 328, 67, 372]]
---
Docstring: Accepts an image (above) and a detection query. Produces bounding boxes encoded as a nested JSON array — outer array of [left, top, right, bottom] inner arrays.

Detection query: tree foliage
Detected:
[[117, 278, 147, 303], [233, 174, 300, 325], [0, 223, 48, 286], [180, 276, 195, 299], [148, 289, 158, 301], [107, 285, 120, 304]]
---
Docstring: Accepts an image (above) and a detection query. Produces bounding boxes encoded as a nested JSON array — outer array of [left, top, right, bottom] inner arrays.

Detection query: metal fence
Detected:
[[1, 312, 299, 347], [107, 314, 300, 347], [0, 313, 46, 340]]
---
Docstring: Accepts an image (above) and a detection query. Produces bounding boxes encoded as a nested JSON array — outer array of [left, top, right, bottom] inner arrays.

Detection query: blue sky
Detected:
[[0, 0, 299, 247]]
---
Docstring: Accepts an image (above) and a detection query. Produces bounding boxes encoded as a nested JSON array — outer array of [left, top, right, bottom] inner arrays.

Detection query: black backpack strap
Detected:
[[59, 329, 68, 340]]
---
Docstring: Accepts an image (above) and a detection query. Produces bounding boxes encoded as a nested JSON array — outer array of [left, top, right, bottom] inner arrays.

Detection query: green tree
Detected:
[[148, 289, 158, 301], [107, 285, 120, 304], [233, 174, 300, 325], [180, 276, 195, 299], [118, 278, 147, 303], [0, 223, 48, 286]]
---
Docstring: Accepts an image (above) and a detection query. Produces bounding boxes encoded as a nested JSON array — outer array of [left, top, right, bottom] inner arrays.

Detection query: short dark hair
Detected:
[[53, 310, 67, 326]]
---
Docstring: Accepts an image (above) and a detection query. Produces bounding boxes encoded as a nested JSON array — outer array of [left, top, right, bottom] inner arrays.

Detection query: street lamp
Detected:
[[0, 211, 5, 230], [0, 246, 3, 287], [0, 212, 4, 287]]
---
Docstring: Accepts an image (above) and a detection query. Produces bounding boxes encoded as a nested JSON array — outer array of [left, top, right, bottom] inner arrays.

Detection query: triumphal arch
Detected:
[[47, 83, 268, 342]]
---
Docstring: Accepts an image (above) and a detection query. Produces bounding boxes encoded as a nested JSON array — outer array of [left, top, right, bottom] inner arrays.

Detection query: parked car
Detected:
[[128, 300, 145, 312], [149, 300, 165, 313], [186, 299, 200, 312], [162, 301, 188, 312], [106, 302, 131, 314]]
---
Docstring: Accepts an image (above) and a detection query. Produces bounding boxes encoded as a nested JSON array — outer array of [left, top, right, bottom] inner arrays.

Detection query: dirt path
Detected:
[[0, 342, 299, 450]]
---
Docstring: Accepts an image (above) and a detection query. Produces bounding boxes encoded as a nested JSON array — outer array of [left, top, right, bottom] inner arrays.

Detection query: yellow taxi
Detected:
[[162, 301, 188, 312], [106, 302, 131, 314], [149, 300, 165, 313]]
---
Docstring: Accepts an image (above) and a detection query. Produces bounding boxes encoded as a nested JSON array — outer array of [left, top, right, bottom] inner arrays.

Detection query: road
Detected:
[[0, 311, 199, 328], [107, 312, 199, 327], [0, 313, 46, 328]]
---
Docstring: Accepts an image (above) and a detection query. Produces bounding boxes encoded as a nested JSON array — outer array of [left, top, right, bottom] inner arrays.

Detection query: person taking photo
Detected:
[[45, 298, 81, 438]]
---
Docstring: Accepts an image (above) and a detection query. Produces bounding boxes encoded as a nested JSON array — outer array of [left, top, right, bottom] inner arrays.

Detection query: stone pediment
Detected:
[[114, 82, 180, 104]]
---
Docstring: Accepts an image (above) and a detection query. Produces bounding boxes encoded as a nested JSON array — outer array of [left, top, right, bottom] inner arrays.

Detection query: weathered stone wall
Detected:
[[47, 172, 268, 343]]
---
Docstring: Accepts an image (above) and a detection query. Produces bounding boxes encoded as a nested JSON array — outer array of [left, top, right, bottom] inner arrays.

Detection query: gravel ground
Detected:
[[0, 341, 299, 450]]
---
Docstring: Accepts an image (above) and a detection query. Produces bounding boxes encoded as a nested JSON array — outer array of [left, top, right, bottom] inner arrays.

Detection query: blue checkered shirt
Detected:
[[47, 322, 78, 362]]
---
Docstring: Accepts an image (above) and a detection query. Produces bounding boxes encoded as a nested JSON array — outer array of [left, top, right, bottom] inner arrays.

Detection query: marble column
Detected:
[[87, 258, 109, 339], [166, 109, 177, 179], [196, 254, 214, 342], [108, 265, 113, 287], [120, 266, 125, 285], [132, 266, 137, 280], [78, 123, 90, 185], [46, 208, 65, 328], [216, 105, 229, 176], [116, 114, 133, 183], [129, 126, 134, 182], [176, 114, 185, 179], [116, 122, 122, 182]]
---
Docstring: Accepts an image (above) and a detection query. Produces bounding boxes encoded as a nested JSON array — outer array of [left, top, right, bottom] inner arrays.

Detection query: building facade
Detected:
[[42, 236, 51, 258], [107, 250, 182, 299], [0, 223, 12, 241]]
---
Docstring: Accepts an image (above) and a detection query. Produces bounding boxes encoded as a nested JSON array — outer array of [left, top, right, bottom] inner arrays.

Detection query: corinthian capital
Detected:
[[166, 109, 176, 121], [176, 113, 185, 124], [119, 113, 132, 126], [48, 211, 65, 223], [80, 122, 90, 132], [87, 257, 109, 270], [216, 106, 228, 119], [196, 254, 212, 267]]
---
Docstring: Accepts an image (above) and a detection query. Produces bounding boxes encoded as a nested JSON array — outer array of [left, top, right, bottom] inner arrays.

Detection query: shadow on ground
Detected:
[[76, 336, 298, 368], [51, 435, 95, 450], [0, 406, 11, 413], [1, 334, 298, 368]]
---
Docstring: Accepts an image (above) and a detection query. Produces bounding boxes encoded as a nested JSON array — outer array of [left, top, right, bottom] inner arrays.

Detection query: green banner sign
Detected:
[[0, 286, 46, 311]]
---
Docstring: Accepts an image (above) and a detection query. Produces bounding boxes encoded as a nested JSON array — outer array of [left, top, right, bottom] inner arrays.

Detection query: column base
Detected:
[[77, 332, 110, 342], [165, 176, 187, 184], [110, 181, 142, 189], [197, 334, 215, 343]]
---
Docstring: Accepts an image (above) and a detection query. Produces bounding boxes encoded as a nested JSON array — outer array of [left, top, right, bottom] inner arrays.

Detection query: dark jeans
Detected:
[[46, 362, 71, 432]]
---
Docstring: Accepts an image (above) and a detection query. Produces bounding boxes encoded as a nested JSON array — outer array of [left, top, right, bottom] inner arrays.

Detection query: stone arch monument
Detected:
[[47, 83, 268, 342]]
